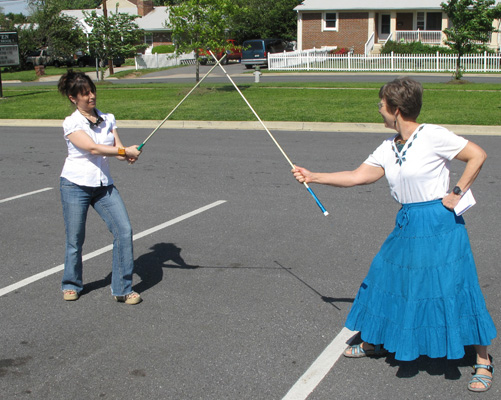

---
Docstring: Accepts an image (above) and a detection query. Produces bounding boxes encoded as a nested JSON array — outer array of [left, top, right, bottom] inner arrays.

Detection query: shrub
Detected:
[[335, 47, 349, 55], [381, 41, 456, 54], [152, 45, 175, 54], [329, 47, 349, 55]]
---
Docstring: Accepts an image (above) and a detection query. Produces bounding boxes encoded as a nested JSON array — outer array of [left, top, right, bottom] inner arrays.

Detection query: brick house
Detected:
[[62, 0, 172, 54], [294, 0, 501, 54]]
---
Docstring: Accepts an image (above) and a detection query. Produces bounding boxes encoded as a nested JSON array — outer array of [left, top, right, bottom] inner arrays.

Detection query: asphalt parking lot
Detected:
[[1, 122, 500, 399]]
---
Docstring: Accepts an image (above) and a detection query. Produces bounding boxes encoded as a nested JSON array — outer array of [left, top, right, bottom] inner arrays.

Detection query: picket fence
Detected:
[[135, 52, 195, 69], [268, 50, 501, 73]]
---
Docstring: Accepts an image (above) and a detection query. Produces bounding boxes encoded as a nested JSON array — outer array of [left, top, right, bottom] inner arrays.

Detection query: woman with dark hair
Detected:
[[292, 77, 496, 392], [57, 70, 142, 305]]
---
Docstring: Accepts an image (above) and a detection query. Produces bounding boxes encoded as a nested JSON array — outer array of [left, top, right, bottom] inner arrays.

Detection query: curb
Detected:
[[0, 119, 500, 136]]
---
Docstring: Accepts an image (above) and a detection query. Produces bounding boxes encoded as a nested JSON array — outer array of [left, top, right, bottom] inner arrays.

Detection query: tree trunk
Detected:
[[455, 54, 462, 80], [108, 59, 114, 76]]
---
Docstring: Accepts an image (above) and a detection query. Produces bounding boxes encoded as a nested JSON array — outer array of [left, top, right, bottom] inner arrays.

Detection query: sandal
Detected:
[[468, 364, 494, 392], [63, 289, 79, 301], [344, 343, 387, 358], [114, 291, 142, 305]]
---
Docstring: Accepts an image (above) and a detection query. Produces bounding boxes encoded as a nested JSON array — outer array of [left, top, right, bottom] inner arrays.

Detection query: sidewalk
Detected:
[[2, 65, 137, 83], [0, 118, 500, 136]]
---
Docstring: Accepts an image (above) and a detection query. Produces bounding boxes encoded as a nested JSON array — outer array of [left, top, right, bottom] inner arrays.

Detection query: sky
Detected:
[[0, 0, 30, 15]]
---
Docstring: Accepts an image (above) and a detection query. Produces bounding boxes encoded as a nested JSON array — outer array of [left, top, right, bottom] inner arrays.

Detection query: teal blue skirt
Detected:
[[345, 200, 497, 361]]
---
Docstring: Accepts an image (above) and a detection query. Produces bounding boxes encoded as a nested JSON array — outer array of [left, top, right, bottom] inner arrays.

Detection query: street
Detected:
[[1, 125, 500, 399], [3, 62, 501, 87]]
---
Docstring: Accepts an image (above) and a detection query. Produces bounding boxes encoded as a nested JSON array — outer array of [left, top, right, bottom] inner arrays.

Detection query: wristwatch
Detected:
[[452, 186, 464, 196]]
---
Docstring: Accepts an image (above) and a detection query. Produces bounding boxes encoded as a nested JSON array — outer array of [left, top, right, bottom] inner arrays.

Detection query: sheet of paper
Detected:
[[454, 189, 476, 216]]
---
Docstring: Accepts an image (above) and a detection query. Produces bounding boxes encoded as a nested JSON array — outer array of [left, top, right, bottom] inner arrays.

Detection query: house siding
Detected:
[[302, 12, 369, 53]]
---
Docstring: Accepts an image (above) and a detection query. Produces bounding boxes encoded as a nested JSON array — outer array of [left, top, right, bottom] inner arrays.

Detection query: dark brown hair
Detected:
[[379, 77, 423, 120], [57, 70, 96, 102]]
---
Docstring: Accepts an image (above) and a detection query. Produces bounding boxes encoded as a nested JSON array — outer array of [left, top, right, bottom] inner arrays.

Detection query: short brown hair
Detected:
[[379, 77, 422, 120]]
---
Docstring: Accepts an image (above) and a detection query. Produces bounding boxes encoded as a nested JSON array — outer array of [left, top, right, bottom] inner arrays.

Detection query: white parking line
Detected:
[[0, 200, 227, 298], [282, 327, 357, 400], [0, 187, 53, 203]]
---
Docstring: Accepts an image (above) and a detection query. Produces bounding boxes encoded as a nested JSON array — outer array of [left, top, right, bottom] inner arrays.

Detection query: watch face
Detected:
[[453, 186, 461, 195]]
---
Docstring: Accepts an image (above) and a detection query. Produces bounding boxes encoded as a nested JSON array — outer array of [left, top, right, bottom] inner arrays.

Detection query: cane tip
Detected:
[[323, 211, 329, 216]]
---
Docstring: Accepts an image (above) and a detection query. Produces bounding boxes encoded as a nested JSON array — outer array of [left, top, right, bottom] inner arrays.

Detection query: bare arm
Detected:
[[292, 163, 385, 187], [67, 129, 141, 161], [442, 141, 487, 210]]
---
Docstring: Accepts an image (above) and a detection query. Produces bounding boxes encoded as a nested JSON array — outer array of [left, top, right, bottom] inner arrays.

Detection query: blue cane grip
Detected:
[[137, 143, 144, 151], [306, 186, 329, 216]]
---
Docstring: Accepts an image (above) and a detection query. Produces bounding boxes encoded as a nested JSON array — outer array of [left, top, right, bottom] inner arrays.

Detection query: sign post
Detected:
[[0, 32, 20, 98]]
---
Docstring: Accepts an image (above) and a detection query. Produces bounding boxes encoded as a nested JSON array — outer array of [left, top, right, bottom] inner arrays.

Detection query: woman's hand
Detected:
[[442, 192, 461, 211], [292, 166, 313, 184], [124, 145, 142, 161]]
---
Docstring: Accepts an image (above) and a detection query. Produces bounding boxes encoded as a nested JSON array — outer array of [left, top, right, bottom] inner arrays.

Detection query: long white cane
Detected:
[[208, 50, 328, 216]]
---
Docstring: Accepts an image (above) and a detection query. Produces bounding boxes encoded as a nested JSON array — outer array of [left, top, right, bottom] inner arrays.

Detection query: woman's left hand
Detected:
[[442, 192, 461, 211]]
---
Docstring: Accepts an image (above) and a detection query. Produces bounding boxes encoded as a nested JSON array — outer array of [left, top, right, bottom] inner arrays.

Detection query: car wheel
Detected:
[[78, 60, 85, 67], [245, 64, 254, 69]]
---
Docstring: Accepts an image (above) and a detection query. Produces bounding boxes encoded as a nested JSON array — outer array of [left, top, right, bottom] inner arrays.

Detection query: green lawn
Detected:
[[1, 79, 500, 126]]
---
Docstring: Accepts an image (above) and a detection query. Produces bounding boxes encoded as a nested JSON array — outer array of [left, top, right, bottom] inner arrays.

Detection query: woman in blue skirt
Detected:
[[292, 77, 496, 392]]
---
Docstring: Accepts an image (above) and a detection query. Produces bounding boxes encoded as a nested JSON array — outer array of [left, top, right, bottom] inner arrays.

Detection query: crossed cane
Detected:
[[137, 50, 329, 216]]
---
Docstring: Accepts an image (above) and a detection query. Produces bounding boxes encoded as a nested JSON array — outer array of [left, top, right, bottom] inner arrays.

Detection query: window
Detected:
[[417, 11, 442, 31], [426, 12, 442, 30], [145, 33, 153, 46], [323, 12, 337, 31], [417, 12, 425, 30]]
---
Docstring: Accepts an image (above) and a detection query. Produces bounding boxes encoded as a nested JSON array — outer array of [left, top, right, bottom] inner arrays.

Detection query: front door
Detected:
[[379, 14, 391, 41]]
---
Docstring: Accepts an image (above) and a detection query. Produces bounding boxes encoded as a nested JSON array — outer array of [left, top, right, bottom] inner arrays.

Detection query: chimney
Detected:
[[137, 0, 154, 16]]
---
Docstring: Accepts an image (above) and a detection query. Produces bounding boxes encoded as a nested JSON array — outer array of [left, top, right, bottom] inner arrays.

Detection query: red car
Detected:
[[199, 39, 241, 65]]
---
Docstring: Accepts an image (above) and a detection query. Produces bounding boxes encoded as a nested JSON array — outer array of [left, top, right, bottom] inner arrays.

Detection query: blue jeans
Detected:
[[60, 177, 135, 296]]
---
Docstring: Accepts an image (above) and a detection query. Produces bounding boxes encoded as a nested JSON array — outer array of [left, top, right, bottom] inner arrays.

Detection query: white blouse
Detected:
[[364, 124, 468, 204], [60, 109, 117, 187]]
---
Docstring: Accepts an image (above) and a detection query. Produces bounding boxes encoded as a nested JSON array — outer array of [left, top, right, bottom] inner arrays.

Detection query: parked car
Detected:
[[241, 38, 290, 69], [76, 52, 125, 68], [198, 39, 242, 65], [25, 48, 75, 68]]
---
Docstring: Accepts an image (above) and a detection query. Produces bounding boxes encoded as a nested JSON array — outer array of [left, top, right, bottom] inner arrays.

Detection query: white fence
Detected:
[[268, 51, 501, 73], [134, 52, 195, 69]]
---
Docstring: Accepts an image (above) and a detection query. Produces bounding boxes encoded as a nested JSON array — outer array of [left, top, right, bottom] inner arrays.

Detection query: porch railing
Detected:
[[395, 30, 442, 44], [268, 50, 501, 73], [365, 32, 375, 56]]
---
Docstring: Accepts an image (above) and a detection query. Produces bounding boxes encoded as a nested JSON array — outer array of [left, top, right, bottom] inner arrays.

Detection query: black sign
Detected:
[[0, 32, 20, 67]]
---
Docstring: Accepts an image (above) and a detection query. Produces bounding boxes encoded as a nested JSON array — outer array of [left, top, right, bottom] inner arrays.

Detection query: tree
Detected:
[[441, 0, 501, 79], [168, 0, 238, 81], [230, 0, 301, 44], [61, 0, 101, 8], [27, 0, 86, 57], [84, 7, 147, 78], [0, 12, 28, 29]]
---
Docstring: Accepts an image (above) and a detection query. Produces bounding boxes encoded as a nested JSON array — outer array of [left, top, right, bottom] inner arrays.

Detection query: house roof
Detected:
[[61, 6, 170, 33], [294, 0, 499, 11]]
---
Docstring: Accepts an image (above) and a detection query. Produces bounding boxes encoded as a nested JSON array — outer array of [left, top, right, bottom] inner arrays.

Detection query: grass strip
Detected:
[[1, 82, 500, 126]]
